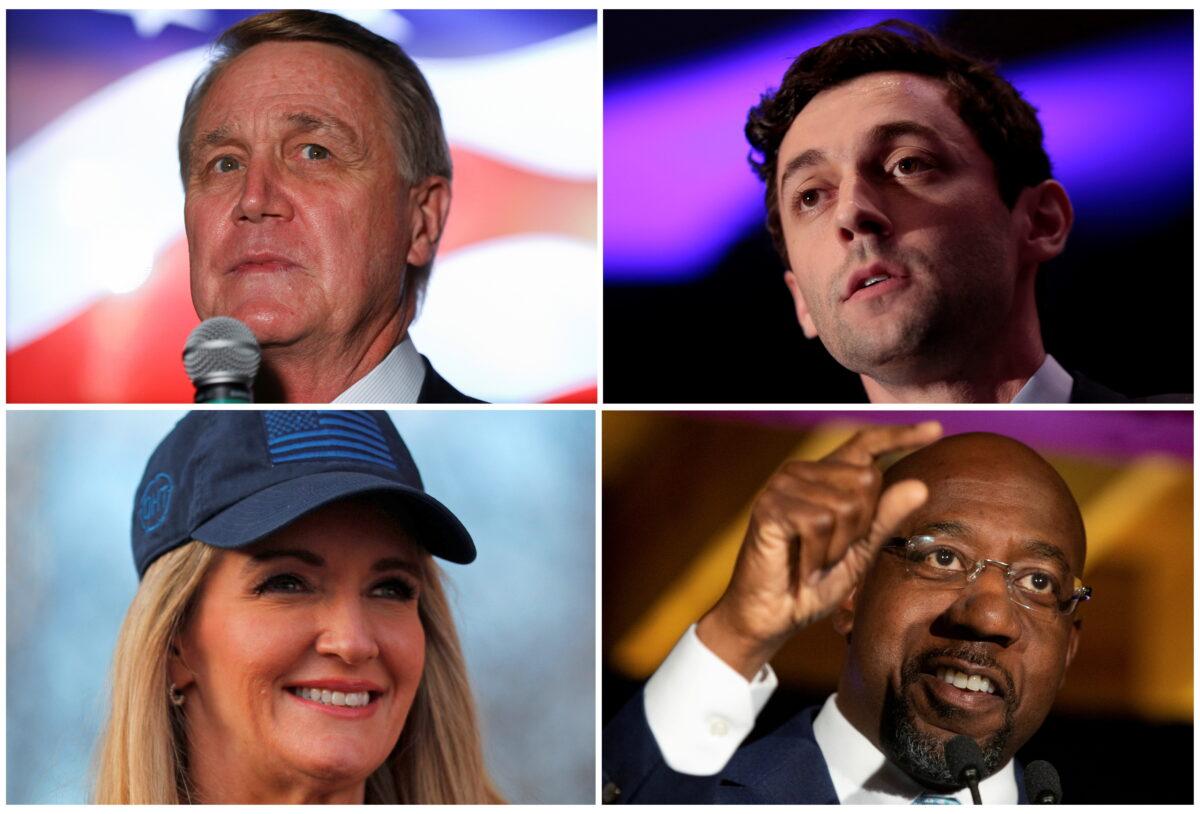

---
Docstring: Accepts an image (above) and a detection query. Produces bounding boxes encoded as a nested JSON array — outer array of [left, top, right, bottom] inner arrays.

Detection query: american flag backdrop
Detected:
[[7, 10, 598, 403]]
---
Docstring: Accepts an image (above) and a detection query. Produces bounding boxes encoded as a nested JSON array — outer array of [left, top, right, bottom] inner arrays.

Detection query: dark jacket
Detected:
[[603, 690, 1030, 804], [418, 356, 485, 404]]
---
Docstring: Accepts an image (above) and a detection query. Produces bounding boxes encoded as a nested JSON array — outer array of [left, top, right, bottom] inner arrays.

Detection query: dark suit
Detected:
[[1068, 370, 1191, 403], [603, 690, 1029, 804], [418, 356, 485, 404]]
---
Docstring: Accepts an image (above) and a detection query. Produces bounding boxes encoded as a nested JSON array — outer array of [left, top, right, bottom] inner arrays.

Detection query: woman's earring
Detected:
[[169, 683, 186, 707]]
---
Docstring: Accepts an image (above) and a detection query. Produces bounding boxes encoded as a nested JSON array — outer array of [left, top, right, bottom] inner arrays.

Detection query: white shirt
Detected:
[[332, 337, 426, 403], [1012, 354, 1073, 403], [643, 625, 1019, 804]]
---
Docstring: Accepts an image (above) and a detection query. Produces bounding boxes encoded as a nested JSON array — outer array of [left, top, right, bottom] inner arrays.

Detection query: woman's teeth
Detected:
[[291, 687, 371, 707], [935, 666, 995, 695]]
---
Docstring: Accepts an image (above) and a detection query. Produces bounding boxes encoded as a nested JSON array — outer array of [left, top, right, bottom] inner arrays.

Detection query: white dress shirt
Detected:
[[332, 336, 426, 403], [643, 625, 1019, 804], [1012, 354, 1073, 403]]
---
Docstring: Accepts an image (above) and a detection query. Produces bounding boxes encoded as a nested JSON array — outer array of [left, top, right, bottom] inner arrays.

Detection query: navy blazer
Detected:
[[417, 356, 485, 404], [603, 690, 1029, 804]]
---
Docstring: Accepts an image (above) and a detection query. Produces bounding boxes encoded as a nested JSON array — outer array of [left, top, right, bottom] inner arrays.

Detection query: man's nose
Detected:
[[315, 599, 380, 665], [235, 157, 294, 223], [835, 173, 892, 242], [939, 565, 1023, 647]]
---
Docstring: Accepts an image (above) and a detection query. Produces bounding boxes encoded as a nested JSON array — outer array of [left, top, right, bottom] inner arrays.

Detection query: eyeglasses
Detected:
[[883, 534, 1093, 619]]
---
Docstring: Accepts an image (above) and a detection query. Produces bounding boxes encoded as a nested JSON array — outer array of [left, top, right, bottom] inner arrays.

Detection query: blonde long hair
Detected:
[[93, 541, 502, 803]]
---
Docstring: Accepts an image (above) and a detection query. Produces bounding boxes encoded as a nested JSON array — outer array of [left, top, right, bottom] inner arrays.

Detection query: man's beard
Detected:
[[879, 644, 1017, 789]]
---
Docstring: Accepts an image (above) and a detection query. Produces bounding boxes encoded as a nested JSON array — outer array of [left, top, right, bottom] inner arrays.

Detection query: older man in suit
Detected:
[[181, 11, 479, 403]]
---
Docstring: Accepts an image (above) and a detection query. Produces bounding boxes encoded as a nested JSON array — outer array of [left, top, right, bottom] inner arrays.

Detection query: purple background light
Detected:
[[703, 410, 1193, 460]]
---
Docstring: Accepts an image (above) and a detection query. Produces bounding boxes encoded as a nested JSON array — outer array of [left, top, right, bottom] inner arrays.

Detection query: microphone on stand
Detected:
[[183, 317, 261, 403], [945, 735, 985, 805], [1024, 760, 1063, 804]]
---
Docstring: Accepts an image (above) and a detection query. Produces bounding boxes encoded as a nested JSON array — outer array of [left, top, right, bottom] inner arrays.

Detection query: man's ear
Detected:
[[831, 585, 858, 638], [783, 271, 819, 338], [1016, 179, 1073, 267], [406, 176, 452, 268]]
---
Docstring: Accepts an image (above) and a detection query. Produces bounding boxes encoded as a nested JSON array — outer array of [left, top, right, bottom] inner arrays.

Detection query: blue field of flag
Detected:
[[263, 411, 397, 469]]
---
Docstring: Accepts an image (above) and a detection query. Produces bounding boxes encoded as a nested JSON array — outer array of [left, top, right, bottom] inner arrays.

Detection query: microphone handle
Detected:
[[194, 382, 253, 403], [1035, 790, 1058, 804], [964, 767, 982, 805]]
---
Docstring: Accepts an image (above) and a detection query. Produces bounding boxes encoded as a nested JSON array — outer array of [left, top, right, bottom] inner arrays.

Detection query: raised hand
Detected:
[[696, 421, 943, 679]]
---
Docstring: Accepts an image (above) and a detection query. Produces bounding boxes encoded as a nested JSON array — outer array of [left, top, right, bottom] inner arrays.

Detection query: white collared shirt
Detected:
[[812, 694, 1017, 804], [643, 626, 1019, 803], [332, 336, 426, 403], [1012, 354, 1073, 403]]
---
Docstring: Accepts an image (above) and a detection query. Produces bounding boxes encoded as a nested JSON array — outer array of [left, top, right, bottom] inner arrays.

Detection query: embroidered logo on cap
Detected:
[[263, 411, 398, 470], [139, 472, 174, 532]]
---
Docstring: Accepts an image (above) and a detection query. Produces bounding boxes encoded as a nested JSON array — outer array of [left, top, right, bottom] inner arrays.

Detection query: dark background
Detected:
[[603, 11, 1193, 402]]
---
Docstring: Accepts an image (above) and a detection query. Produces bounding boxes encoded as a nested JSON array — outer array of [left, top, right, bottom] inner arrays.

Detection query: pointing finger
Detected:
[[826, 421, 943, 467]]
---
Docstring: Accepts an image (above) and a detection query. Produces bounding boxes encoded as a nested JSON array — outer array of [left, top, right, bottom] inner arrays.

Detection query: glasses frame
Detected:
[[884, 534, 1093, 618]]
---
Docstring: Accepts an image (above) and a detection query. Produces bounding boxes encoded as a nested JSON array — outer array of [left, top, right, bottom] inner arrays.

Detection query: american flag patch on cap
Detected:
[[262, 411, 397, 470]]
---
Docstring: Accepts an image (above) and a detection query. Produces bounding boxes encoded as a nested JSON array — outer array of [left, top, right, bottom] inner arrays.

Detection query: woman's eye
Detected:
[[213, 155, 241, 174], [370, 578, 416, 601], [254, 573, 310, 594], [301, 144, 330, 161]]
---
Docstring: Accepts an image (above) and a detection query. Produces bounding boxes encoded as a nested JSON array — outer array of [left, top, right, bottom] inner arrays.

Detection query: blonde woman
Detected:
[[94, 410, 502, 803]]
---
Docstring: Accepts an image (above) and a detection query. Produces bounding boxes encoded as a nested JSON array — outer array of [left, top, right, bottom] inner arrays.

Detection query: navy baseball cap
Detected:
[[132, 410, 475, 578]]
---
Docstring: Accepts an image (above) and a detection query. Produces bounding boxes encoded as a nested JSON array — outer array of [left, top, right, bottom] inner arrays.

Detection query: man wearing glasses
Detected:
[[603, 422, 1092, 803]]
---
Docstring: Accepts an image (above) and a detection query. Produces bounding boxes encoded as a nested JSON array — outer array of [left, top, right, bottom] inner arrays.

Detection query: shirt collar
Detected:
[[332, 337, 426, 403], [811, 694, 1019, 804], [1012, 354, 1074, 403]]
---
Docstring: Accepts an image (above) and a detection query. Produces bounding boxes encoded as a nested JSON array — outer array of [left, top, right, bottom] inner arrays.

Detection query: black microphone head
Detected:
[[183, 316, 261, 387], [1024, 759, 1062, 804], [944, 735, 985, 784]]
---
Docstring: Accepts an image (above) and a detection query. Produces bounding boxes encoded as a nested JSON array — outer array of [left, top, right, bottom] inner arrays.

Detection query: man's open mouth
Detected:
[[933, 666, 997, 696]]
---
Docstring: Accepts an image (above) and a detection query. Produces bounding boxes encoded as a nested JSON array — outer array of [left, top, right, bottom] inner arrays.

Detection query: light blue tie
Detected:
[[912, 792, 962, 804]]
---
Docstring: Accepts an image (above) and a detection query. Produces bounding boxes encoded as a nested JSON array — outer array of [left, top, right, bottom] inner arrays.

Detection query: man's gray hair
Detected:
[[178, 10, 452, 300]]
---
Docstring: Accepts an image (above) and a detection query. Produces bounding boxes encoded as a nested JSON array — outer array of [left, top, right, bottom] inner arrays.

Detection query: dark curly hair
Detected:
[[746, 19, 1051, 262]]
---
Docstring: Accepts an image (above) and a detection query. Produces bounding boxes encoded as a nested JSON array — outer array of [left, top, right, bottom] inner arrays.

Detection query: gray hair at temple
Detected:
[[178, 10, 452, 187], [176, 10, 453, 300]]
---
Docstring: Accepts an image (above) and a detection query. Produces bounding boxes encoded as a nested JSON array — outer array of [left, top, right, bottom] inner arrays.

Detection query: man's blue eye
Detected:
[[301, 144, 330, 160], [214, 156, 241, 174]]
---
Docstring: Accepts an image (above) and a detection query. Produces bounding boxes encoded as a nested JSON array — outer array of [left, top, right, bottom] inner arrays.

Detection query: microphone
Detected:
[[1024, 760, 1062, 804], [183, 317, 261, 403], [945, 735, 984, 805]]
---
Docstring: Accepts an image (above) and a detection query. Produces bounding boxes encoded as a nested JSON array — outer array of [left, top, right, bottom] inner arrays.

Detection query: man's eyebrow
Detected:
[[778, 148, 828, 191], [868, 120, 945, 148], [284, 111, 358, 141], [1020, 540, 1073, 573], [920, 520, 972, 537], [244, 548, 325, 571], [198, 123, 235, 148], [778, 120, 948, 191], [194, 112, 358, 150]]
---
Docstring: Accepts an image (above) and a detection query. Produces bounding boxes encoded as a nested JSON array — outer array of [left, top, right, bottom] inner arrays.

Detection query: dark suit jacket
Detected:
[[603, 690, 1029, 804], [418, 356, 485, 404], [1068, 370, 1191, 403]]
